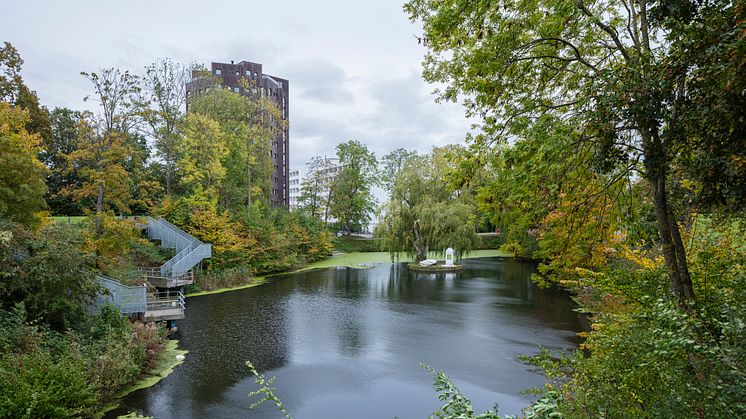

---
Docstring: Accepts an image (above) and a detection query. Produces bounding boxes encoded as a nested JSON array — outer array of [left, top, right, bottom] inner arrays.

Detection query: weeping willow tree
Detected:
[[376, 149, 478, 262]]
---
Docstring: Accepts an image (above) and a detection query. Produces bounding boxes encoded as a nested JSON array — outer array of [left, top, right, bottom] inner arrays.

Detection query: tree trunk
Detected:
[[165, 161, 172, 196], [324, 189, 332, 227], [95, 182, 104, 238], [413, 220, 427, 261], [247, 165, 252, 208], [642, 128, 696, 309]]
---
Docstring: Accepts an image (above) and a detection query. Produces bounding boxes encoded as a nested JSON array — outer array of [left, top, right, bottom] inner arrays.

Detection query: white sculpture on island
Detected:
[[445, 248, 454, 266]]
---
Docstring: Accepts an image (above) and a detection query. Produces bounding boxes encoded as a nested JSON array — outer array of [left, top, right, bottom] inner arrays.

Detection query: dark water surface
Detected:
[[109, 257, 582, 418]]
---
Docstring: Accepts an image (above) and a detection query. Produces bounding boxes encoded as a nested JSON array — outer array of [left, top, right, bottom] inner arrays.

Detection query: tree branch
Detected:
[[575, 1, 630, 61]]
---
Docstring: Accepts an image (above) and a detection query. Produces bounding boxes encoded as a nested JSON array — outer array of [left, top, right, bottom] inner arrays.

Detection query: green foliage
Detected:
[[246, 360, 292, 419], [332, 236, 381, 253], [0, 344, 97, 418], [523, 217, 746, 417], [407, 0, 744, 308], [0, 221, 98, 330], [0, 305, 168, 417], [81, 213, 144, 272], [329, 140, 378, 234], [140, 58, 191, 196], [188, 85, 283, 211], [474, 235, 504, 251], [0, 102, 48, 225], [298, 156, 336, 223], [67, 114, 134, 215], [377, 148, 478, 262], [380, 148, 418, 192], [0, 42, 24, 103], [422, 363, 500, 419], [0, 42, 51, 144], [159, 198, 332, 291], [176, 112, 228, 203], [188, 265, 256, 294], [43, 107, 85, 215]]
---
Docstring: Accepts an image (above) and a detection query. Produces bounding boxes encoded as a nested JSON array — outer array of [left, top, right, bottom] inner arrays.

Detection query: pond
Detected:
[[109, 257, 583, 418]]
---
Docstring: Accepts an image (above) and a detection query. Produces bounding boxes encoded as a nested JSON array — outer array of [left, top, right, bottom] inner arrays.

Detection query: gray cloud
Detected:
[[284, 59, 353, 104], [5, 0, 475, 183]]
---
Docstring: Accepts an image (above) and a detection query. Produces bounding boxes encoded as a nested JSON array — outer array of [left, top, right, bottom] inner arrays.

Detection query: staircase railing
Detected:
[[145, 217, 212, 281], [92, 276, 147, 314]]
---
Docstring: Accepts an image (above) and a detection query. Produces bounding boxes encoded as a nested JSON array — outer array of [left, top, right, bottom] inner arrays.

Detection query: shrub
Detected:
[[0, 349, 97, 419], [0, 221, 99, 330]]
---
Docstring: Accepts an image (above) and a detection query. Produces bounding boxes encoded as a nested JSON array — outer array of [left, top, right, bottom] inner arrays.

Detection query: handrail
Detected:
[[160, 244, 196, 277], [92, 276, 147, 314], [147, 290, 186, 312], [153, 217, 202, 245], [147, 217, 193, 250], [169, 243, 211, 278], [143, 217, 212, 280]]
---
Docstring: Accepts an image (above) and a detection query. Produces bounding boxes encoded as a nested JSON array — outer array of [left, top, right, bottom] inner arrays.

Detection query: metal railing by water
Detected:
[[91, 276, 186, 321], [147, 290, 185, 312]]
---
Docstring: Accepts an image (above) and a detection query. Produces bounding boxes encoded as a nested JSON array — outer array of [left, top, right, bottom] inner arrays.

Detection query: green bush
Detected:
[[474, 234, 505, 250], [0, 305, 169, 416], [0, 348, 97, 418], [0, 221, 99, 330], [526, 217, 746, 417], [188, 265, 257, 293], [332, 236, 381, 252]]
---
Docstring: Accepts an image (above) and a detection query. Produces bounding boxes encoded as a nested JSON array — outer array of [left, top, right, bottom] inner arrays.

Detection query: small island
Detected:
[[407, 262, 463, 272]]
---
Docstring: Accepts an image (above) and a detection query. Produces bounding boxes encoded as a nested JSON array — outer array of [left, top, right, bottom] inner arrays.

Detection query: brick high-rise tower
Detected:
[[186, 60, 289, 207]]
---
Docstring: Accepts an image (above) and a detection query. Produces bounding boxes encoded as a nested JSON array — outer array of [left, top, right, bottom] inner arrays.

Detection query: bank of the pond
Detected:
[[102, 340, 188, 416], [186, 249, 511, 298]]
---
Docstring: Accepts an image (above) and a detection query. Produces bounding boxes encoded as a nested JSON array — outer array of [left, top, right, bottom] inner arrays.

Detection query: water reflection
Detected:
[[109, 257, 582, 418]]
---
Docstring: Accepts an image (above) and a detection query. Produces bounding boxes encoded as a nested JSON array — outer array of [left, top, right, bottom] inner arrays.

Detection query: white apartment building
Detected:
[[288, 169, 301, 210]]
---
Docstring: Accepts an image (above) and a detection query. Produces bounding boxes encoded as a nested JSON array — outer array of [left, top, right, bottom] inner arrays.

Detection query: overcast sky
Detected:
[[2, 0, 474, 176]]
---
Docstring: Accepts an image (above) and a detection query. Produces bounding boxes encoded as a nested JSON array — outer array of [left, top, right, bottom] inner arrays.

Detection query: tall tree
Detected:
[[69, 69, 141, 234], [405, 0, 745, 308], [0, 102, 48, 225], [140, 58, 190, 195], [0, 42, 51, 144], [380, 148, 418, 192], [298, 156, 338, 222], [377, 148, 478, 261], [176, 113, 228, 204], [329, 140, 378, 234], [0, 42, 23, 103], [188, 84, 283, 211], [67, 112, 133, 217], [0, 42, 49, 224], [42, 108, 83, 215]]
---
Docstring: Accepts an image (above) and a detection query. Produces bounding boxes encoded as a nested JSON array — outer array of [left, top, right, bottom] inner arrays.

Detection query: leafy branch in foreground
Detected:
[[422, 362, 565, 419], [245, 361, 292, 419], [421, 363, 500, 419]]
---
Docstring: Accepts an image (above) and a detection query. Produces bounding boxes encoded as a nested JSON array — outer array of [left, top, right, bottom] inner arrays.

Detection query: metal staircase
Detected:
[[90, 217, 209, 328], [143, 217, 212, 288]]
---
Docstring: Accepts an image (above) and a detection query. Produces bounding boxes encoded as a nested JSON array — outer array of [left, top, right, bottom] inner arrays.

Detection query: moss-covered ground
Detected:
[[103, 339, 188, 416]]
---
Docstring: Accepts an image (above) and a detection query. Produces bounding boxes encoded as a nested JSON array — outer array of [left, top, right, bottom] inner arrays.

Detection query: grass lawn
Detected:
[[50, 215, 86, 224]]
